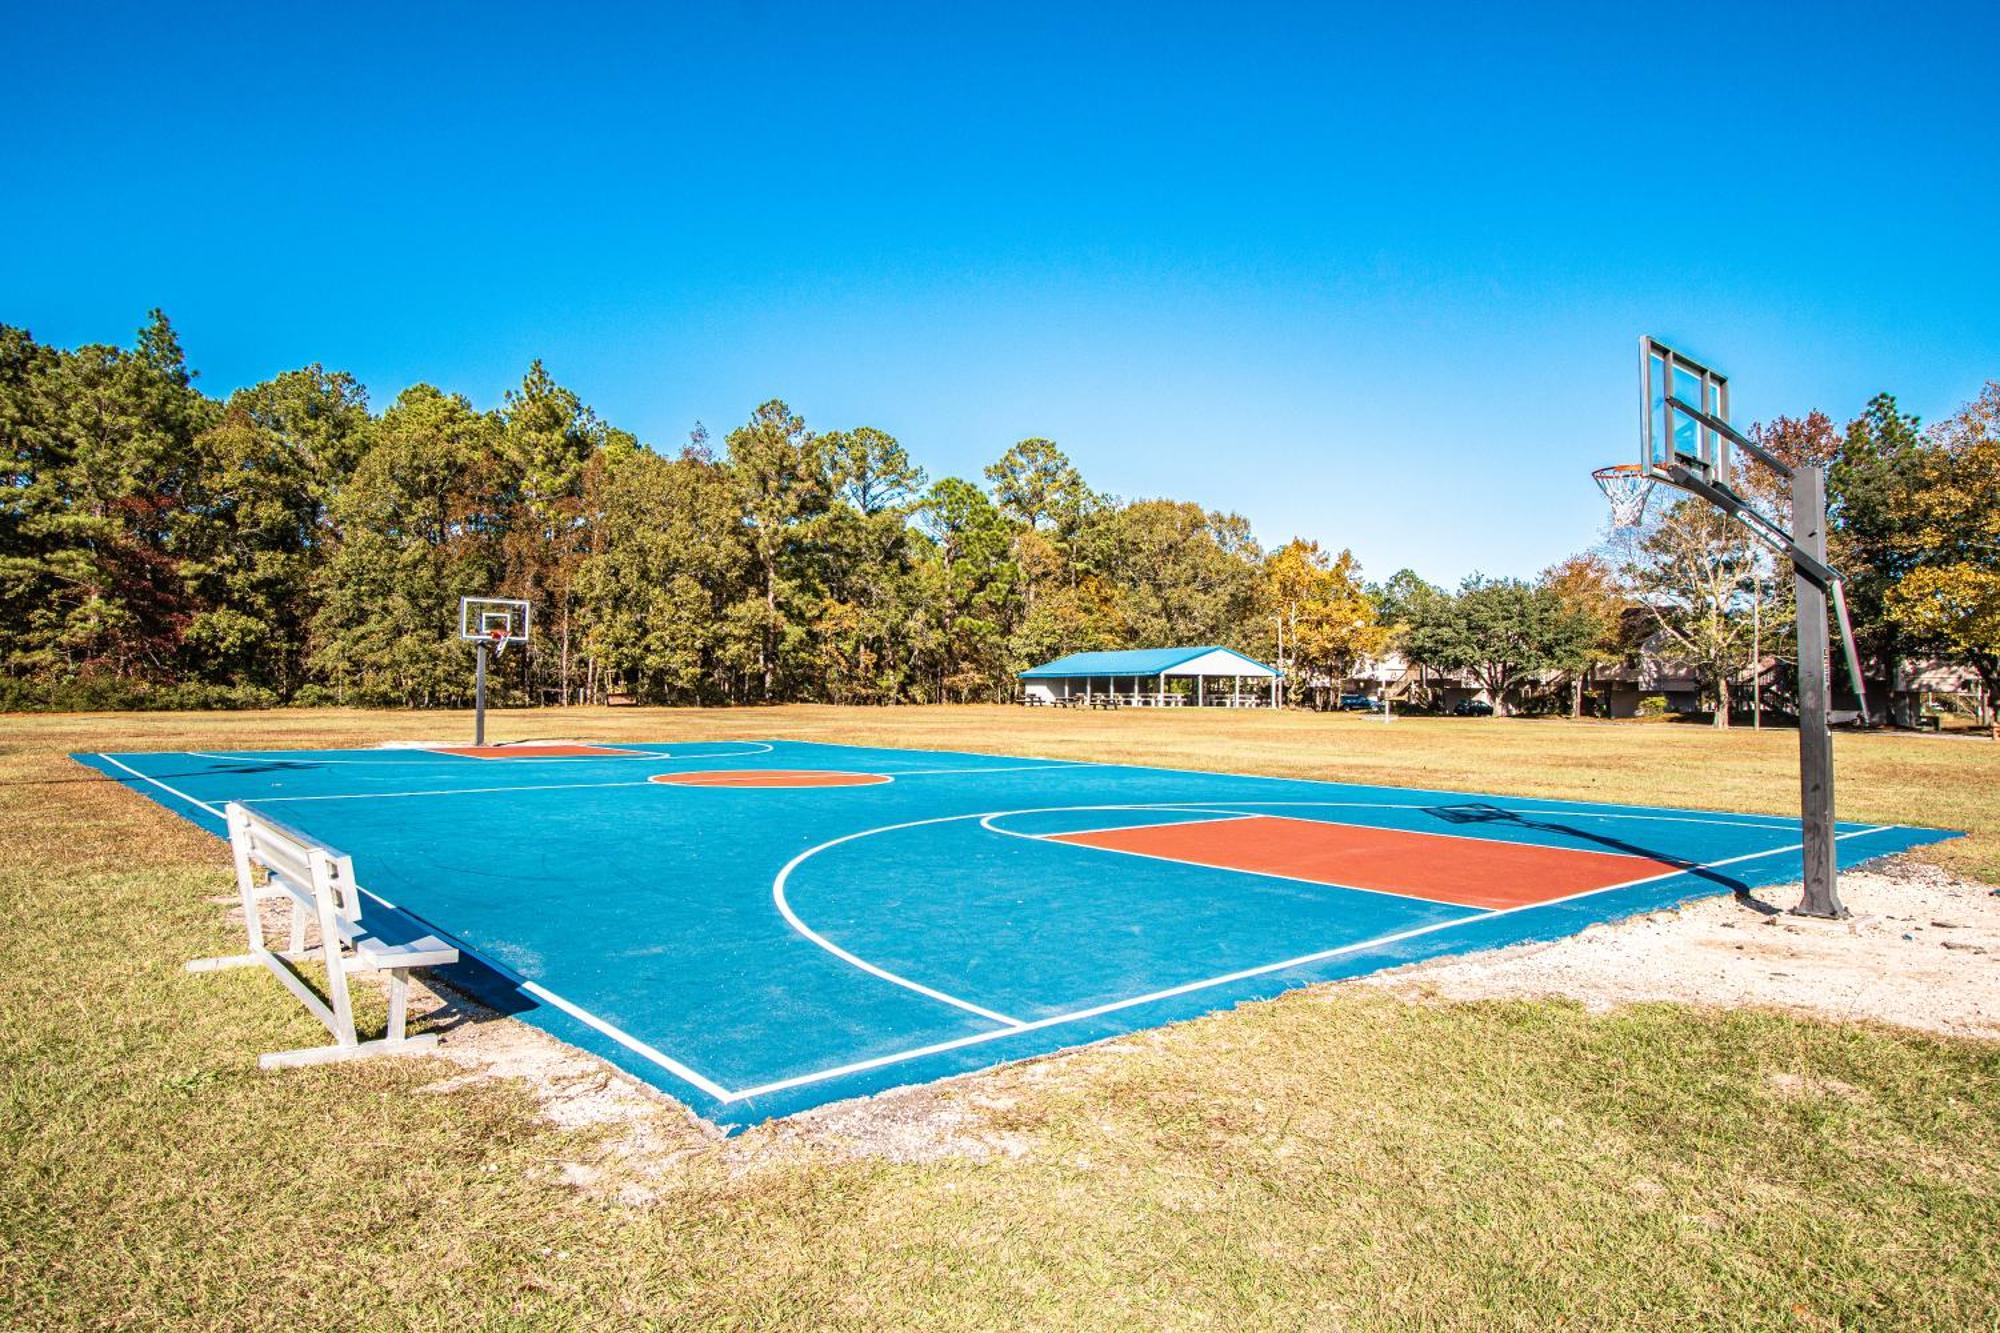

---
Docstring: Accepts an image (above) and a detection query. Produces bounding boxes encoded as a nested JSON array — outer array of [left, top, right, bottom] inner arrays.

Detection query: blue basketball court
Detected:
[[77, 739, 1955, 1128]]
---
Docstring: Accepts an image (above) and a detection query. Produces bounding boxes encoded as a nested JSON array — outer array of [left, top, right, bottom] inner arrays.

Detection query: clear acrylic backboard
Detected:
[[1640, 335, 1731, 486]]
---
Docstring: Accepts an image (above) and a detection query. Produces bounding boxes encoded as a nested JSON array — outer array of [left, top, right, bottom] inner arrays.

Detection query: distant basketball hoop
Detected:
[[457, 597, 531, 746]]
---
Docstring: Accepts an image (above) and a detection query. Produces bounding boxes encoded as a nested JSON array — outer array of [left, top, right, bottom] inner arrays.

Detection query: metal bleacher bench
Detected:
[[188, 802, 459, 1069]]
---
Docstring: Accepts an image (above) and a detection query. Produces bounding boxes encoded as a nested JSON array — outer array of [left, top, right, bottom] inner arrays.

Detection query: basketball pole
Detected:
[[1655, 389, 1861, 919], [474, 641, 489, 747], [1791, 464, 1841, 918]]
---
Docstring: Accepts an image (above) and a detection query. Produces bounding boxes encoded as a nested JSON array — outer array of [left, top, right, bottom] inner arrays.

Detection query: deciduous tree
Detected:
[[1884, 382, 2000, 731]]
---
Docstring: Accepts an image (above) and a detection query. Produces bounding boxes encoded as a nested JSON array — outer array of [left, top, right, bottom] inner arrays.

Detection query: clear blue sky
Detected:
[[5, 1, 1996, 583]]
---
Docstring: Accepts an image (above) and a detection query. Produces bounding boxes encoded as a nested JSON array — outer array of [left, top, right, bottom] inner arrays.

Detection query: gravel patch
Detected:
[[1365, 858, 2000, 1037]]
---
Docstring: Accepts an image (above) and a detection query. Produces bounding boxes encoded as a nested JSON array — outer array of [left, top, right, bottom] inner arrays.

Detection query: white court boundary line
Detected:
[[985, 801, 1768, 872], [245, 779, 667, 804], [765, 799, 1891, 1075], [652, 770, 897, 789], [181, 740, 778, 767], [1025, 811, 1261, 841], [980, 806, 1524, 911], [91, 753, 735, 1103], [432, 744, 660, 761], [774, 738, 1856, 829], [97, 753, 227, 818], [89, 751, 1917, 1109], [344, 882, 734, 1102], [222, 762, 1095, 805], [732, 822, 1898, 1101], [772, 820, 1029, 1028]]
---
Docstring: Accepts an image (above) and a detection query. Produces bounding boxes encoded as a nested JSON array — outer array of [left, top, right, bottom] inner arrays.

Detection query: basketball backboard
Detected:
[[1639, 335, 1731, 486], [457, 596, 531, 649]]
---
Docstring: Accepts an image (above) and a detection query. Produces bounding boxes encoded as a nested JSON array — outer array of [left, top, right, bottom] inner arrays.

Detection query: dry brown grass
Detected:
[[3, 706, 1998, 1329]]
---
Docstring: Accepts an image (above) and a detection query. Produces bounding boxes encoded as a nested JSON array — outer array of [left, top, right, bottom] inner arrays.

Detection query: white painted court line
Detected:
[[89, 753, 739, 1103], [1009, 811, 1261, 841], [93, 747, 1918, 1113], [241, 779, 666, 804], [434, 747, 658, 761], [1290, 801, 1801, 833], [431, 743, 756, 762], [517, 981, 733, 1100], [182, 740, 778, 766], [347, 883, 735, 1103], [979, 803, 1628, 913], [987, 812, 1495, 910], [772, 820, 1029, 1029], [654, 770, 899, 790], [245, 763, 1092, 802], [779, 795, 1698, 1033], [876, 762, 1105, 777], [726, 908, 1492, 1101], [95, 753, 227, 819], [1026, 801, 1756, 861], [782, 739, 1923, 832], [725, 823, 1899, 1102]]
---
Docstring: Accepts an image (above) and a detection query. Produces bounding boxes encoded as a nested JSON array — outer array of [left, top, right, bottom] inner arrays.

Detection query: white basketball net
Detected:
[[1593, 464, 1657, 528]]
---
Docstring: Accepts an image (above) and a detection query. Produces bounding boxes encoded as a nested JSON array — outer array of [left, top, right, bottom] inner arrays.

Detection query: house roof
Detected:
[[1017, 646, 1279, 679]]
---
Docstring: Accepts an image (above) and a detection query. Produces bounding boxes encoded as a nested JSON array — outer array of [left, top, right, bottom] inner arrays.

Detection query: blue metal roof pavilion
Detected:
[[1018, 646, 1278, 679], [1017, 646, 1281, 708]]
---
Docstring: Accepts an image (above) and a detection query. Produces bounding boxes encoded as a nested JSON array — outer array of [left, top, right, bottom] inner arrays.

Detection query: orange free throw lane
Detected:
[[1048, 815, 1684, 910]]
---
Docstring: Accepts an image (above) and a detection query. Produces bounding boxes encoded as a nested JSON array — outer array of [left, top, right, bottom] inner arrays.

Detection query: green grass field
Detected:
[[4, 707, 1998, 1329]]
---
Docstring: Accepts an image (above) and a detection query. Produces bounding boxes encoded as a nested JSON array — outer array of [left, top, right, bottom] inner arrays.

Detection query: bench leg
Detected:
[[259, 968, 433, 1068], [387, 970, 408, 1043], [187, 953, 266, 974], [259, 1033, 440, 1069]]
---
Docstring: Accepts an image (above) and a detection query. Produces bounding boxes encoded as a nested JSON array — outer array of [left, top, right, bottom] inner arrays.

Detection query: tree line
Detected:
[[2, 313, 1994, 722]]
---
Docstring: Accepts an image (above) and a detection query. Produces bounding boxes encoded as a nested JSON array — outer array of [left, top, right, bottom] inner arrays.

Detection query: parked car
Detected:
[[1336, 693, 1376, 711], [1450, 698, 1495, 717]]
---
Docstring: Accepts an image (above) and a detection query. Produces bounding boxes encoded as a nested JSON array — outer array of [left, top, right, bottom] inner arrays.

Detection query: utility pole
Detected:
[[1275, 613, 1285, 710], [1751, 576, 1762, 730]]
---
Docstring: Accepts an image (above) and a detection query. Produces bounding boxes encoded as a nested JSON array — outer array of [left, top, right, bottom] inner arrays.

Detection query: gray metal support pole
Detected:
[[1791, 465, 1844, 918], [474, 642, 489, 747]]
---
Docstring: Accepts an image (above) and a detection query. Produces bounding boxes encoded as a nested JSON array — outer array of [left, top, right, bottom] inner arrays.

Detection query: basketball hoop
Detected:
[[457, 595, 530, 747], [1593, 463, 1656, 528]]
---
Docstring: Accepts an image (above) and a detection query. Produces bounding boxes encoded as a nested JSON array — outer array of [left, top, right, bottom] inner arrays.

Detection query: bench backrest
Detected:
[[225, 803, 363, 929]]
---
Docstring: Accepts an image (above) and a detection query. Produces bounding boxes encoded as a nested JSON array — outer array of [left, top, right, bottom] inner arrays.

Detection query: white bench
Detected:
[[188, 803, 459, 1069]]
